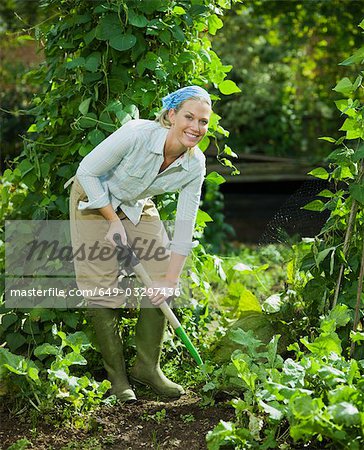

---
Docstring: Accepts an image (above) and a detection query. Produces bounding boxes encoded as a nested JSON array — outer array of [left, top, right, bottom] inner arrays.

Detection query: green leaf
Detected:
[[63, 352, 87, 366], [84, 52, 101, 72], [326, 305, 351, 328], [259, 400, 283, 421], [64, 331, 90, 352], [328, 402, 360, 426], [353, 74, 362, 91], [171, 25, 185, 42], [237, 287, 262, 313], [359, 19, 364, 30], [5, 332, 27, 352], [87, 129, 105, 147], [0, 313, 19, 332], [198, 135, 210, 151], [233, 263, 253, 272], [199, 48, 211, 63], [78, 144, 92, 156], [61, 312, 80, 329], [349, 183, 364, 204], [350, 330, 364, 343], [218, 80, 241, 95], [116, 110, 132, 125], [16, 35, 35, 42], [346, 128, 362, 140], [159, 29, 171, 45], [23, 318, 40, 335], [0, 348, 20, 374], [308, 167, 329, 180], [34, 343, 58, 358], [196, 209, 213, 225], [318, 136, 336, 143], [78, 98, 92, 115], [29, 308, 56, 322], [84, 28, 96, 45], [326, 147, 354, 163], [109, 34, 137, 51], [353, 145, 364, 162], [78, 112, 97, 128], [318, 189, 335, 198], [140, 0, 166, 14], [315, 247, 336, 267], [27, 367, 39, 382], [340, 118, 357, 132], [339, 47, 364, 66], [301, 333, 342, 356], [291, 395, 320, 420], [179, 51, 196, 64], [333, 77, 354, 95], [334, 99, 357, 118], [229, 328, 263, 351], [65, 57, 85, 69], [189, 5, 209, 17], [205, 171, 226, 185], [18, 159, 34, 176], [96, 14, 123, 41], [128, 10, 148, 28], [206, 421, 236, 449], [208, 14, 223, 35], [99, 111, 115, 132], [189, 271, 200, 286], [27, 124, 37, 132], [302, 200, 325, 211], [223, 145, 238, 158], [173, 6, 186, 15]]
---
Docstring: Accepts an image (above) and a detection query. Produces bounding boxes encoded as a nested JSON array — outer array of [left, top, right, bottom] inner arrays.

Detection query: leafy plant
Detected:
[[7, 439, 32, 450], [142, 408, 167, 424], [0, 325, 111, 421], [206, 306, 364, 450], [205, 17, 364, 449]]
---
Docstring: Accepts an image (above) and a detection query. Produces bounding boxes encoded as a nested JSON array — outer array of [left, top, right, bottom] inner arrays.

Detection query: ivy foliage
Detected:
[[2, 0, 241, 221]]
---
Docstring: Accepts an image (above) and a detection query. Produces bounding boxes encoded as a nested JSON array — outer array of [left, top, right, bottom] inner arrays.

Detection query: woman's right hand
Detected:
[[105, 219, 128, 247]]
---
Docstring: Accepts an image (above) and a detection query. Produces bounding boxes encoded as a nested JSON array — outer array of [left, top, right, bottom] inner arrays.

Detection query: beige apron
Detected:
[[66, 176, 170, 308]]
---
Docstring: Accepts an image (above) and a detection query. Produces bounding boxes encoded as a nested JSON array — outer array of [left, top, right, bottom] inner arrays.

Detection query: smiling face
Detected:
[[167, 99, 211, 151]]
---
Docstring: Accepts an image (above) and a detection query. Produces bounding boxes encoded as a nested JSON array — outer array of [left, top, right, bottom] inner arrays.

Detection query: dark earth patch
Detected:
[[0, 391, 234, 450]]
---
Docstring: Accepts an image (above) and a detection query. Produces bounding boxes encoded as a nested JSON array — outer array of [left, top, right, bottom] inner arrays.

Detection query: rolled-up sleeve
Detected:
[[76, 121, 135, 210], [169, 170, 205, 256]]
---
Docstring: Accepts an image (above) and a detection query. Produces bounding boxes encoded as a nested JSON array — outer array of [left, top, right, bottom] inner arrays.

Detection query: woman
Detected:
[[67, 85, 212, 402]]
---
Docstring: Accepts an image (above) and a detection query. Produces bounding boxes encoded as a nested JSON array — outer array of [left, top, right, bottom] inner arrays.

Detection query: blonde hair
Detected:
[[155, 96, 211, 155]]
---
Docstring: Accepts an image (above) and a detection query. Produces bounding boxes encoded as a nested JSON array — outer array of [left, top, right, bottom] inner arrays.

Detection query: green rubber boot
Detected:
[[129, 305, 185, 398], [87, 308, 136, 403]]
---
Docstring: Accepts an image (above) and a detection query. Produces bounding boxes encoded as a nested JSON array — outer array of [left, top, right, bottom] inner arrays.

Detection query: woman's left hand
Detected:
[[148, 278, 179, 306]]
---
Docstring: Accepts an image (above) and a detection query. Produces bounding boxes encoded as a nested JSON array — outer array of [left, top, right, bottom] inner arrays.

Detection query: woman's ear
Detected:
[[168, 108, 176, 125]]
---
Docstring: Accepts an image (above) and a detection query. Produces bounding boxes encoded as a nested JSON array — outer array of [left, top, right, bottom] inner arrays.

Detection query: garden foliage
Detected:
[[205, 17, 364, 449]]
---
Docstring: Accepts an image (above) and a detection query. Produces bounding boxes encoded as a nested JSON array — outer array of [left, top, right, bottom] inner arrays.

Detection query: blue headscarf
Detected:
[[162, 85, 211, 110]]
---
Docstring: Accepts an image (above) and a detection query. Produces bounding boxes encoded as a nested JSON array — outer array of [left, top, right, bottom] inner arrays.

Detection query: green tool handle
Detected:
[[133, 261, 203, 366]]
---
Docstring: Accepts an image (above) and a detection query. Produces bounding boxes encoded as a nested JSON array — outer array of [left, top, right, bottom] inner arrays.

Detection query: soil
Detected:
[[0, 390, 234, 450]]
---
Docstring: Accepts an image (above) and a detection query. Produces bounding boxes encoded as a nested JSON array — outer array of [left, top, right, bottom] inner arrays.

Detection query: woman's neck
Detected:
[[164, 129, 189, 160]]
